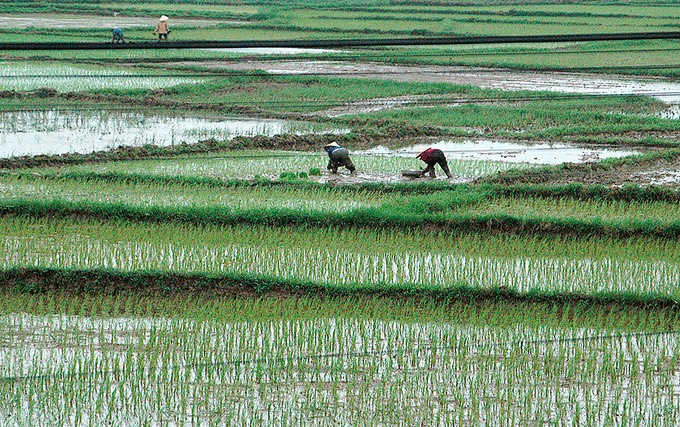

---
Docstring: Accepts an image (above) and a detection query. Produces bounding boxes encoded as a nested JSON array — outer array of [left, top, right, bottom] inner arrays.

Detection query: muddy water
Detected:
[[217, 61, 680, 104], [0, 110, 347, 158], [357, 140, 638, 165]]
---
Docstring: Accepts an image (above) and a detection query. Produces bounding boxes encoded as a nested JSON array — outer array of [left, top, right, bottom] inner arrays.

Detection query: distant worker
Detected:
[[324, 142, 356, 174], [153, 15, 170, 42], [111, 27, 126, 44], [417, 147, 453, 179]]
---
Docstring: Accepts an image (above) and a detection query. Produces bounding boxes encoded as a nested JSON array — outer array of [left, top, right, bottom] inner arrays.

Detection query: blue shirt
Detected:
[[326, 146, 344, 159]]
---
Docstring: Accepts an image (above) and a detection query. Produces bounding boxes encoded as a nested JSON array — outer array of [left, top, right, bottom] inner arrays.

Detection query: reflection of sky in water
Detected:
[[0, 110, 347, 158], [358, 140, 638, 165]]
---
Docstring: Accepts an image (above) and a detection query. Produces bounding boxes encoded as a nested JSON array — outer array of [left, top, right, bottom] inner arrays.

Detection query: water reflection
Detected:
[[0, 110, 347, 157], [358, 140, 638, 165]]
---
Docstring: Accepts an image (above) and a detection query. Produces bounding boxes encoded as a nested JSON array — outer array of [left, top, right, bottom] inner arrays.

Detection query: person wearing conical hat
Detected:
[[416, 147, 452, 179], [323, 142, 356, 174], [153, 15, 170, 42]]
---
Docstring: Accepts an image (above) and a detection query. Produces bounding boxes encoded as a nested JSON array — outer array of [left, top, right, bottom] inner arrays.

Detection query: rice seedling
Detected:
[[0, 174, 387, 212], [0, 216, 677, 299], [39, 152, 527, 180], [464, 195, 680, 223], [0, 62, 203, 92], [1, 170, 677, 227], [0, 292, 677, 426]]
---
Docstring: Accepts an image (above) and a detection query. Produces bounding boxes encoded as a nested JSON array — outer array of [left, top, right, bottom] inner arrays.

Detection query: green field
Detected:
[[1, 1, 679, 425]]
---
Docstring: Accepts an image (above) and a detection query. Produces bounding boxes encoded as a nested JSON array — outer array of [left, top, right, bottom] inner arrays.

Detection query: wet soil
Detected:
[[482, 155, 680, 190]]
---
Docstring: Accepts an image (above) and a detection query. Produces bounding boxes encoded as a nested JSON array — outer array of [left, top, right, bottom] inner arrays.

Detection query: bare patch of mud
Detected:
[[0, 14, 238, 29], [184, 60, 680, 104], [313, 171, 462, 184], [487, 156, 680, 190]]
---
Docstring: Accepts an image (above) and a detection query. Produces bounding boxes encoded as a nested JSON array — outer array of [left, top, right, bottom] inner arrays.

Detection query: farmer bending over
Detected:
[[324, 142, 356, 174], [417, 147, 452, 179], [111, 27, 126, 43]]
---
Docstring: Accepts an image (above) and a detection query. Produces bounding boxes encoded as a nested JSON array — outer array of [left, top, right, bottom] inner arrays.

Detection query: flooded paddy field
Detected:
[[1, 216, 678, 297], [359, 140, 638, 165], [0, 110, 346, 158], [0, 108, 644, 184], [0, 303, 678, 426], [0, 3, 679, 425], [189, 61, 680, 104]]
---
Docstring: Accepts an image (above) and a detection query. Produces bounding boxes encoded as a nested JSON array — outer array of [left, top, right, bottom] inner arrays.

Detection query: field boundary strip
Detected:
[[1, 198, 679, 238], [2, 267, 679, 309]]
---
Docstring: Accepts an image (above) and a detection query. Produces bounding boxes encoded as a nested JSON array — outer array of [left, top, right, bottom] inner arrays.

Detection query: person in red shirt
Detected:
[[416, 147, 452, 178]]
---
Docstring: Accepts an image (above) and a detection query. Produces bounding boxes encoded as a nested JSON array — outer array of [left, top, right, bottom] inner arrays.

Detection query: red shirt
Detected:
[[417, 148, 436, 163]]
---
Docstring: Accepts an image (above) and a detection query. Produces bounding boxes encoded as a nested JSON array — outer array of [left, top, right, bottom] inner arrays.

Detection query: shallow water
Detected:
[[658, 105, 680, 120], [357, 140, 639, 165], [0, 110, 347, 158], [221, 61, 680, 104]]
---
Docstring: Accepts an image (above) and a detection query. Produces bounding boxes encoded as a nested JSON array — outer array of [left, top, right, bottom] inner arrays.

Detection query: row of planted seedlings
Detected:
[[1, 215, 678, 301], [1, 168, 679, 234], [2, 150, 527, 181], [1, 291, 678, 426], [0, 156, 678, 300]]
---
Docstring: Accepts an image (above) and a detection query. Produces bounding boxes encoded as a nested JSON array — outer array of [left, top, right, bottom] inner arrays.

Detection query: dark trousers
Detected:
[[327, 148, 356, 173], [423, 149, 452, 178]]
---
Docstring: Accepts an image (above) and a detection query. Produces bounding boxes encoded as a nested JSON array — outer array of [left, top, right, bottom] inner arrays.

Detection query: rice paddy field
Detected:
[[1, 0, 680, 426]]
